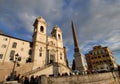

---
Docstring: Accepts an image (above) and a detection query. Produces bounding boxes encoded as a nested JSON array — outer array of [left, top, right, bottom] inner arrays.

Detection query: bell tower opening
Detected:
[[40, 26, 44, 33], [58, 34, 61, 40], [51, 25, 63, 41]]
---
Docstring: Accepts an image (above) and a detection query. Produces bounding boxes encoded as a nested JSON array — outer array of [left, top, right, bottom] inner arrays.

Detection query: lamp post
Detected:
[[10, 53, 21, 81]]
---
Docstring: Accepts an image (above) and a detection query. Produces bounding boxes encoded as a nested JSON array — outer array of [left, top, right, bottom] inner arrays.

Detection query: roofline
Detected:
[[0, 33, 31, 43]]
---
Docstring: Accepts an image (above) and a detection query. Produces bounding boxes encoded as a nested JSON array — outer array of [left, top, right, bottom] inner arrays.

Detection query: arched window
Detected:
[[29, 49, 32, 55], [12, 42, 17, 48], [10, 50, 15, 60], [40, 26, 44, 32], [39, 53, 42, 57], [58, 34, 61, 39]]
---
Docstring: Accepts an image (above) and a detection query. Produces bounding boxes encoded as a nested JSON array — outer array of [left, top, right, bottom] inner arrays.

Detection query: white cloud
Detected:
[[0, 0, 64, 38], [75, 0, 120, 54], [0, 0, 120, 63]]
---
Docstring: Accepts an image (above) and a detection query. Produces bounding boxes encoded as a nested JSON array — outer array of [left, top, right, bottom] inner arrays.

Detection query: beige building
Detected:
[[0, 16, 71, 78], [0, 34, 31, 64], [85, 45, 118, 71]]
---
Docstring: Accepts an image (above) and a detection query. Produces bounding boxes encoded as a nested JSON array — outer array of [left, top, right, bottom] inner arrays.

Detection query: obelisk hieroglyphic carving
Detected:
[[72, 21, 86, 71]]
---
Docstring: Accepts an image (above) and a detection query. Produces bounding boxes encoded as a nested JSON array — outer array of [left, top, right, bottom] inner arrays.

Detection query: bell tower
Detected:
[[51, 25, 63, 48], [32, 16, 47, 69], [50, 26, 67, 65], [51, 25, 62, 40]]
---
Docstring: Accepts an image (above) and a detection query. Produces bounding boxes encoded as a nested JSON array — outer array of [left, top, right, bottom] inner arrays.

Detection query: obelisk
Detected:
[[72, 21, 86, 71]]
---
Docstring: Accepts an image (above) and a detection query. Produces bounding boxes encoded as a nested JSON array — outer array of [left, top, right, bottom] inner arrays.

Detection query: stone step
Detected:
[[3, 81, 21, 84]]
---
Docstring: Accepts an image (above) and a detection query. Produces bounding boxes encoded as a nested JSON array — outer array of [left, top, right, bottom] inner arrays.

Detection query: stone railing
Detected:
[[23, 64, 52, 76], [41, 71, 120, 84]]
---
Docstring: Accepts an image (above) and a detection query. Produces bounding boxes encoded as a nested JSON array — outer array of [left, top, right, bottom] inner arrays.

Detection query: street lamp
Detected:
[[10, 53, 21, 81]]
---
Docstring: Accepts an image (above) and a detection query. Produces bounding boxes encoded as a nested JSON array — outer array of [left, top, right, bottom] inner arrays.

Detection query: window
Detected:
[[108, 60, 111, 62], [98, 56, 101, 58], [104, 49, 107, 52], [106, 54, 109, 57], [91, 57, 94, 59], [26, 57, 31, 63], [30, 42, 33, 47], [50, 55, 54, 63], [12, 42, 17, 48], [58, 34, 61, 39], [4, 38, 8, 41], [0, 54, 3, 59], [2, 44, 6, 48], [40, 26, 44, 32], [29, 49, 32, 55], [39, 53, 42, 57], [10, 50, 15, 60]]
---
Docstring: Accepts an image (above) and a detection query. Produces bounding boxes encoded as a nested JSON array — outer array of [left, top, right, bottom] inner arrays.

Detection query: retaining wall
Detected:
[[41, 72, 120, 84]]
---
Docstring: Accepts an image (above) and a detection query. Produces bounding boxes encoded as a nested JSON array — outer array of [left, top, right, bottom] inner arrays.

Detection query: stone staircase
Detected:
[[22, 63, 72, 77], [0, 62, 71, 81], [22, 64, 53, 77]]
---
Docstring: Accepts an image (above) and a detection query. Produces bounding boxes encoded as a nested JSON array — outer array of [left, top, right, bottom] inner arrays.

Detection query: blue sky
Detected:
[[0, 0, 120, 65]]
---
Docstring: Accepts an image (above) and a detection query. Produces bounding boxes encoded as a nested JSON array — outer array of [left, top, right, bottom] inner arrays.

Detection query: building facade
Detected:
[[0, 34, 31, 64], [0, 16, 71, 77], [85, 45, 118, 72]]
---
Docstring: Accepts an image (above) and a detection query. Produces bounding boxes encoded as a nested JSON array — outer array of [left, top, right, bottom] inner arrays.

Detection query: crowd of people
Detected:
[[6, 72, 41, 84], [20, 75, 41, 84]]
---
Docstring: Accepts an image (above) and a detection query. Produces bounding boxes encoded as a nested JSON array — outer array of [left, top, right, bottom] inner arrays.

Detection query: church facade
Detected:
[[0, 16, 71, 77]]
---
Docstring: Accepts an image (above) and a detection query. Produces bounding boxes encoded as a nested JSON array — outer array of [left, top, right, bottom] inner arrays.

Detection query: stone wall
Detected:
[[41, 72, 120, 84], [0, 62, 33, 82]]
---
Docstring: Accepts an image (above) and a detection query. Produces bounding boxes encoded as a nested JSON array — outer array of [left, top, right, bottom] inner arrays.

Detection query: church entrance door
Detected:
[[50, 55, 55, 64]]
